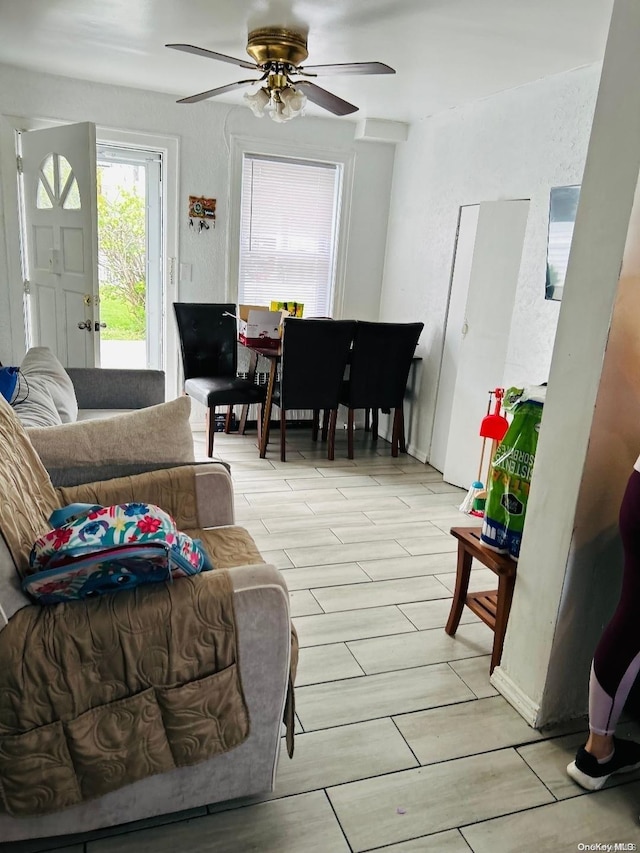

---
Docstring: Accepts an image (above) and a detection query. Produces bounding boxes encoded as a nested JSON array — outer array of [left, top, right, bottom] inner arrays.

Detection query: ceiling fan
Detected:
[[166, 27, 395, 120]]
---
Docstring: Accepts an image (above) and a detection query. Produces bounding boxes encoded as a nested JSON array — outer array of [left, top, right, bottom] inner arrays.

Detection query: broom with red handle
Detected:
[[459, 388, 509, 514]]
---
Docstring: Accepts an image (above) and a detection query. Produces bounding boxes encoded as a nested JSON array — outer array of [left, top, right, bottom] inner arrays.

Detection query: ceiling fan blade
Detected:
[[295, 81, 358, 116], [166, 43, 258, 71], [177, 79, 259, 104], [297, 61, 395, 76]]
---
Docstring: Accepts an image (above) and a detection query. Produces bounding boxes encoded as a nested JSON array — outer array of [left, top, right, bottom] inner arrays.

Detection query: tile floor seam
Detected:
[[388, 715, 423, 768]]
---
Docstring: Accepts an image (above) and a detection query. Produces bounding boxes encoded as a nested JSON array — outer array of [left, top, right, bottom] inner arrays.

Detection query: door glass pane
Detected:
[[42, 154, 55, 190], [62, 176, 81, 210], [58, 156, 72, 189], [36, 180, 53, 209]]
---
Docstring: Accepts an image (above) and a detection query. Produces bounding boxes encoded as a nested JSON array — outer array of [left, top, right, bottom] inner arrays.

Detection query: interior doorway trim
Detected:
[[96, 127, 179, 401]]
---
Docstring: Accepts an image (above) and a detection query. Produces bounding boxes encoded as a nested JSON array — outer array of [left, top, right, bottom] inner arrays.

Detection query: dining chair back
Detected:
[[173, 303, 266, 457], [266, 318, 356, 461], [174, 302, 237, 380], [339, 320, 424, 458]]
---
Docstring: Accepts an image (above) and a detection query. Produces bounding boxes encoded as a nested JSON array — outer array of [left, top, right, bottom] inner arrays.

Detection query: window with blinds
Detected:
[[238, 153, 342, 318]]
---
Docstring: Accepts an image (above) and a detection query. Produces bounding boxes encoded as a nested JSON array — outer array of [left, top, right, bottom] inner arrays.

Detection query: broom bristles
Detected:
[[459, 480, 484, 514]]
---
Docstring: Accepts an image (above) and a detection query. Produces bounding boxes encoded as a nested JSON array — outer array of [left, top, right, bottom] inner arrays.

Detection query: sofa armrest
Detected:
[[65, 368, 165, 410], [56, 463, 234, 530]]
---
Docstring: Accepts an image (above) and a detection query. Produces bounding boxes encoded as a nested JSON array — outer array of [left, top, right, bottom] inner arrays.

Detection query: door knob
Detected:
[[94, 321, 107, 332], [77, 320, 91, 331]]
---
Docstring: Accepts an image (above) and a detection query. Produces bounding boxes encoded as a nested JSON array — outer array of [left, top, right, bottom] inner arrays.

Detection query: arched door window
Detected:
[[36, 153, 81, 210]]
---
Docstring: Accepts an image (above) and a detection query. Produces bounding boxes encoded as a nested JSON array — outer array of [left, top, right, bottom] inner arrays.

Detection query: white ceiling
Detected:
[[0, 0, 614, 123]]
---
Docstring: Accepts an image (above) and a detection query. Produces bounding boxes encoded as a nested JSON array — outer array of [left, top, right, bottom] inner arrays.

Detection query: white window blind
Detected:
[[238, 153, 341, 318]]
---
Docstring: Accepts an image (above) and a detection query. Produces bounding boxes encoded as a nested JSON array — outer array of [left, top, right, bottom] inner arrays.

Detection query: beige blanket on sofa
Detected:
[[0, 570, 250, 817]]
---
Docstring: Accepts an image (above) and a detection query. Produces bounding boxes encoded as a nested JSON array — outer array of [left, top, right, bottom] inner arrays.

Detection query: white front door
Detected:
[[19, 122, 99, 367]]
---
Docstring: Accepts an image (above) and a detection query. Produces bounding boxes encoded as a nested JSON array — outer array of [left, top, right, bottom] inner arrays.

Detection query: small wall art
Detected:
[[188, 195, 216, 232]]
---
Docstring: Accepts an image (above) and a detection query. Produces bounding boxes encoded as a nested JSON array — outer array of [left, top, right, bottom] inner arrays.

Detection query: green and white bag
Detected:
[[480, 386, 545, 560]]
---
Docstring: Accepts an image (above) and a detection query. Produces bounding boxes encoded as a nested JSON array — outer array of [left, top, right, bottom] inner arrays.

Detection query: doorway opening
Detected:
[[96, 145, 163, 370]]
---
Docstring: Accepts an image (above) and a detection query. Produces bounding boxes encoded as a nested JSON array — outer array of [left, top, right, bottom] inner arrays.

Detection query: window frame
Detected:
[[228, 135, 355, 319]]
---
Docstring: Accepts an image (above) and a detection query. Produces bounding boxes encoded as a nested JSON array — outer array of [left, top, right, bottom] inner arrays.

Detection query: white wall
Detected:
[[379, 63, 602, 463], [495, 0, 640, 725], [0, 63, 396, 365]]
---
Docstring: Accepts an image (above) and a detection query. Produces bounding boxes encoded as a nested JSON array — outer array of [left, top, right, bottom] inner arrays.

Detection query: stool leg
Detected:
[[445, 545, 473, 636], [490, 573, 516, 674]]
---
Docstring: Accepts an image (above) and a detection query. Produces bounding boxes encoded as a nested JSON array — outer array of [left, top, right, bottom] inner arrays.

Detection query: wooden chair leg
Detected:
[[321, 409, 330, 442], [490, 574, 516, 674], [328, 409, 338, 460], [238, 404, 249, 435], [262, 404, 272, 458], [256, 403, 263, 446], [399, 406, 407, 453], [371, 409, 379, 441], [445, 543, 473, 637], [312, 410, 320, 442], [347, 408, 355, 459], [391, 408, 402, 457], [280, 408, 287, 462], [206, 406, 216, 458], [224, 406, 233, 433]]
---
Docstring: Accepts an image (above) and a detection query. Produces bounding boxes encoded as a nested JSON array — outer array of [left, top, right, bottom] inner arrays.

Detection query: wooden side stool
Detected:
[[445, 527, 517, 674]]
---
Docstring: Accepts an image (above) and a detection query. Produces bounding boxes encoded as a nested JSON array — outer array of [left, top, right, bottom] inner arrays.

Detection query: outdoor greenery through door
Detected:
[[97, 145, 162, 369]]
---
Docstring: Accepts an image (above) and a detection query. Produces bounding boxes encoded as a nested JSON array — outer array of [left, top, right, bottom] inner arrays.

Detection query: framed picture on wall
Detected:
[[545, 185, 581, 301]]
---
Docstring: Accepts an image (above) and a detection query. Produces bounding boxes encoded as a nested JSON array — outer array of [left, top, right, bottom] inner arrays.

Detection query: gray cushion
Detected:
[[19, 347, 78, 422], [11, 376, 63, 428]]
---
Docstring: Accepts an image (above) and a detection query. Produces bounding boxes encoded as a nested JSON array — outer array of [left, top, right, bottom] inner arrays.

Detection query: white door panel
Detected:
[[430, 204, 479, 473], [31, 284, 58, 353], [20, 121, 98, 367], [439, 200, 530, 489]]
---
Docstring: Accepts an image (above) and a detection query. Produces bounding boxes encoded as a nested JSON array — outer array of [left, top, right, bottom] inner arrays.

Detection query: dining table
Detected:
[[239, 337, 422, 460]]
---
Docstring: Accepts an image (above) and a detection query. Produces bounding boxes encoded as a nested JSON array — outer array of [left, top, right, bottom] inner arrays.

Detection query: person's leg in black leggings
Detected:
[[567, 468, 640, 790], [589, 469, 640, 738]]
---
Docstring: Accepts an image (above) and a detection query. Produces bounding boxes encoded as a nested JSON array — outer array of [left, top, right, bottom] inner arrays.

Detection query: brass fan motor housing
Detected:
[[246, 27, 309, 67]]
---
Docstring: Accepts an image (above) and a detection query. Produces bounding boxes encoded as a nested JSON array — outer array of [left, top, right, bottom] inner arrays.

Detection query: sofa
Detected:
[[0, 395, 296, 845], [5, 347, 207, 487], [9, 347, 165, 428]]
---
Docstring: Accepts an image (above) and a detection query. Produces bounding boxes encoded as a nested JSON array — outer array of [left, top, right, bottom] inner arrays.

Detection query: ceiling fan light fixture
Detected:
[[269, 100, 289, 123], [280, 86, 307, 119], [244, 87, 270, 117]]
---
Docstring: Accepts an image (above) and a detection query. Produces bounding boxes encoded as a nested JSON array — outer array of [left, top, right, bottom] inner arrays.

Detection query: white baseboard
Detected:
[[490, 666, 542, 728], [406, 442, 428, 463]]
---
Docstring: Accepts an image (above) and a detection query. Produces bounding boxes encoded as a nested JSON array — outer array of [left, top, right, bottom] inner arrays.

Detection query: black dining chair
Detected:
[[337, 320, 424, 459], [263, 318, 356, 462], [173, 303, 267, 457]]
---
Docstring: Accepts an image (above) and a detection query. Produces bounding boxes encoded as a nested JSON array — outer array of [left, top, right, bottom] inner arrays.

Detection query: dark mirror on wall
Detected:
[[545, 185, 581, 301]]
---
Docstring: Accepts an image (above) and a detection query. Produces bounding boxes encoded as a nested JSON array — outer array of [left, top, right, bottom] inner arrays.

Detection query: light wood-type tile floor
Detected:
[[8, 427, 640, 853]]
